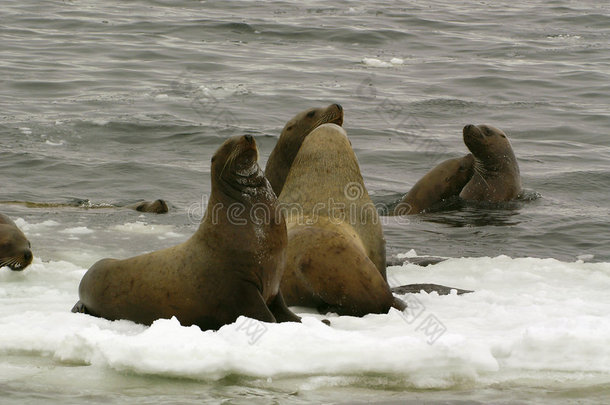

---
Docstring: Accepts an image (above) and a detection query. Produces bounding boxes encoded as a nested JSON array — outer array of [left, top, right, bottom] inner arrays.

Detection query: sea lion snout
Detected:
[[332, 104, 344, 125], [10, 248, 33, 271], [463, 124, 484, 146]]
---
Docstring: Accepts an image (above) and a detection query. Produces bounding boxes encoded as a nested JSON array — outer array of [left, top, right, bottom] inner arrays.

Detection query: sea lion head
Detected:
[[280, 103, 344, 146], [135, 199, 169, 214], [212, 135, 268, 200], [265, 104, 344, 195], [0, 225, 33, 271], [451, 153, 475, 183], [463, 124, 516, 169]]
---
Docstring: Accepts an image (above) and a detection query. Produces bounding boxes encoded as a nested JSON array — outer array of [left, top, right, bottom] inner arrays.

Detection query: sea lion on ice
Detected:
[[278, 123, 406, 316], [72, 135, 300, 330]]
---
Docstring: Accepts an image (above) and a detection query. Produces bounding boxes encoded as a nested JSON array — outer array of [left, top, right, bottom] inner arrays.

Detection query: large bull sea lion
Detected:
[[278, 123, 405, 316]]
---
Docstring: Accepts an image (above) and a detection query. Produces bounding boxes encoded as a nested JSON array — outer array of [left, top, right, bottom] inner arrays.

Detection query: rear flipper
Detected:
[[71, 300, 92, 314], [392, 296, 407, 311], [391, 283, 473, 296]]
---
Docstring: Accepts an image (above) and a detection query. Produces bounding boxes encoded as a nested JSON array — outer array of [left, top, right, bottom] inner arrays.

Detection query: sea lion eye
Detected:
[[286, 126, 294, 131], [306, 111, 316, 118], [211, 156, 217, 163]]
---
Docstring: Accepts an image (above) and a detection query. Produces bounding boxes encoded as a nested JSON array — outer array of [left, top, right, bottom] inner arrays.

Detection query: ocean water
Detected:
[[1, 0, 609, 403]]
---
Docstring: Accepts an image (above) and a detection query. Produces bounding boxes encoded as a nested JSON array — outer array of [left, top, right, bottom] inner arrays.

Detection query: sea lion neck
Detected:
[[215, 164, 272, 204], [472, 149, 518, 176]]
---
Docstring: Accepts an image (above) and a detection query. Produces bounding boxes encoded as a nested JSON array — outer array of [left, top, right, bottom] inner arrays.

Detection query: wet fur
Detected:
[[0, 214, 33, 271]]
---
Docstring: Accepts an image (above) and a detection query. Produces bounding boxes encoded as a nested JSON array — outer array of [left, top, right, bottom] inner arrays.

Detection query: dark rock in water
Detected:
[[391, 283, 473, 296]]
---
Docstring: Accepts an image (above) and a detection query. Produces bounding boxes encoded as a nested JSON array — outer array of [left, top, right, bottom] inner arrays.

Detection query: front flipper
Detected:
[[236, 287, 278, 324], [268, 291, 301, 323]]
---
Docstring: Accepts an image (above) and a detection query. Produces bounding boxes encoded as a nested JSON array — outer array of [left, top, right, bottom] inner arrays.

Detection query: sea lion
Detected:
[[394, 154, 474, 215], [0, 214, 33, 271], [127, 199, 169, 214], [72, 135, 301, 330], [0, 199, 168, 213], [460, 124, 522, 202], [278, 123, 406, 316], [265, 103, 343, 196]]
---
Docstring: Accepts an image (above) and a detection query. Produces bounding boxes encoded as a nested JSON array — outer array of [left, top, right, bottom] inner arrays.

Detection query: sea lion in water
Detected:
[[265, 103, 343, 196], [278, 124, 406, 316], [72, 135, 301, 330], [0, 214, 33, 271], [0, 199, 168, 213], [460, 124, 522, 202], [127, 199, 169, 214], [394, 154, 474, 215]]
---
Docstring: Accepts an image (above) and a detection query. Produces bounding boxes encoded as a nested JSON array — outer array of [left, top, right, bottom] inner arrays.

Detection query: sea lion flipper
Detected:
[[234, 287, 277, 324], [267, 291, 301, 323], [71, 300, 91, 314], [391, 296, 407, 311], [391, 283, 473, 296]]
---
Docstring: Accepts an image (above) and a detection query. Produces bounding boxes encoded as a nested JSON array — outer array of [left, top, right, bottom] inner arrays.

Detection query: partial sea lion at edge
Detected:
[[0, 213, 33, 271]]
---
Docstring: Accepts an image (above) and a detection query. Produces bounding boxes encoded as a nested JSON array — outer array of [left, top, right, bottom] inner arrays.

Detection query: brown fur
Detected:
[[460, 124, 522, 202], [72, 135, 300, 330], [278, 124, 405, 316], [129, 199, 169, 214], [0, 213, 32, 271], [395, 154, 474, 215]]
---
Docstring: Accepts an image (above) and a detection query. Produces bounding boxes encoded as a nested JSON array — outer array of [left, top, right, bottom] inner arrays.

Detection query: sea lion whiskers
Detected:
[[314, 111, 342, 129], [1, 255, 20, 269], [220, 145, 240, 178], [473, 159, 490, 188]]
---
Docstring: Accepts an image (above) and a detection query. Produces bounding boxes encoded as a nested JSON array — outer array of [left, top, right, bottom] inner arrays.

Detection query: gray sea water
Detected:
[[1, 0, 610, 403]]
